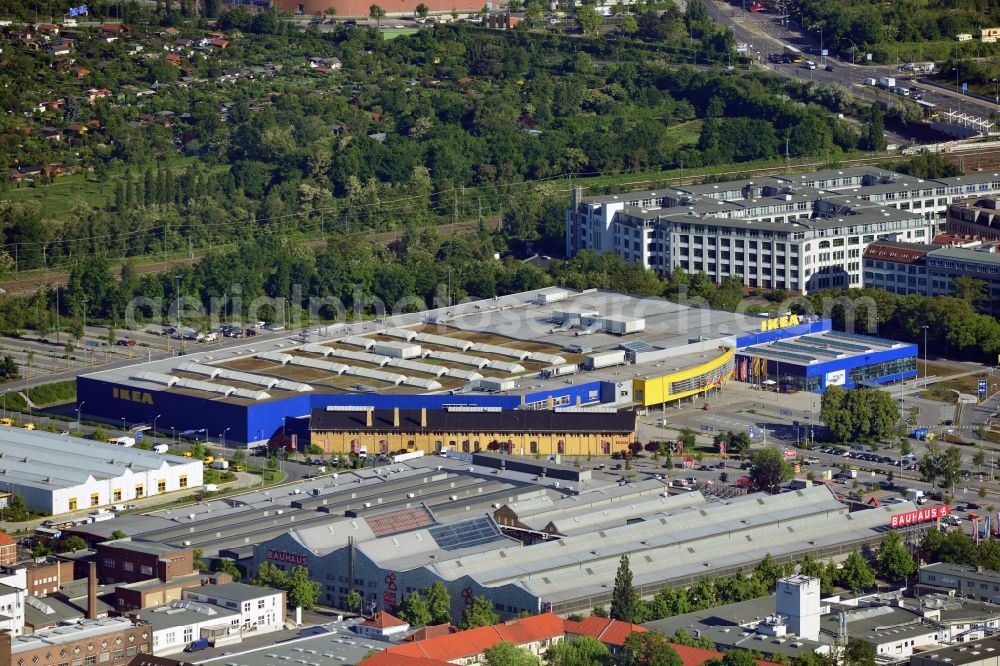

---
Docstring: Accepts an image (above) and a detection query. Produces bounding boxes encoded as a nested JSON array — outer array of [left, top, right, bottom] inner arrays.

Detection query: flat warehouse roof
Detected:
[[0, 429, 197, 491]]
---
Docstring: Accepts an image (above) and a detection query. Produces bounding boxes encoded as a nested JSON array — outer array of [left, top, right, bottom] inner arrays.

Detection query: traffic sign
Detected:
[[820, 49, 828, 56], [980, 378, 988, 400], [135, 431, 143, 441], [749, 426, 756, 439], [962, 82, 968, 93]]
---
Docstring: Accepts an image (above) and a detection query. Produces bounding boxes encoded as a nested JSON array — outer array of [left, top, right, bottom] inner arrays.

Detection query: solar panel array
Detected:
[[825, 329, 899, 347], [619, 340, 654, 353], [429, 516, 504, 551], [366, 506, 436, 538]]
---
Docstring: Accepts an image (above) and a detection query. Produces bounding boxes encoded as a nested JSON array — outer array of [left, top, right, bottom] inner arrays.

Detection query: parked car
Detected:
[[116, 339, 136, 347]]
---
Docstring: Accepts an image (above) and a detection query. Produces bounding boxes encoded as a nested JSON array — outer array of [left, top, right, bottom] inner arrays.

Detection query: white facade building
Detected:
[[135, 599, 240, 655], [566, 168, 1000, 294], [0, 429, 203, 515], [182, 582, 286, 635]]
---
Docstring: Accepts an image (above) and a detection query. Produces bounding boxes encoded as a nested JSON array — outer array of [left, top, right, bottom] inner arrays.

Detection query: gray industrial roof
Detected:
[[0, 429, 193, 492], [132, 600, 239, 632], [425, 487, 919, 605], [197, 618, 384, 666], [188, 582, 282, 603], [12, 617, 142, 653], [911, 636, 1000, 666], [928, 246, 1000, 265], [643, 596, 828, 659]]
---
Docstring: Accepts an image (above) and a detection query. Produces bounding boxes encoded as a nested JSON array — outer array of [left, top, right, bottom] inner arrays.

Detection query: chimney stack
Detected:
[[393, 408, 400, 428], [420, 408, 427, 428], [87, 561, 98, 620]]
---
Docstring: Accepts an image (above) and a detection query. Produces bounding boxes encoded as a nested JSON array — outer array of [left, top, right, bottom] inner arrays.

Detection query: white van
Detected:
[[152, 443, 169, 454], [804, 60, 817, 69], [202, 332, 219, 342]]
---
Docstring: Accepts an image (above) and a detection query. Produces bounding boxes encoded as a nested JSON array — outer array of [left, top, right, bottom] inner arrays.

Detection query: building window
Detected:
[[135, 485, 144, 497], [157, 480, 166, 493], [90, 493, 100, 507], [140, 565, 153, 576], [530, 441, 538, 454], [112, 489, 122, 502], [68, 498, 77, 511], [122, 561, 133, 572], [179, 476, 187, 489]]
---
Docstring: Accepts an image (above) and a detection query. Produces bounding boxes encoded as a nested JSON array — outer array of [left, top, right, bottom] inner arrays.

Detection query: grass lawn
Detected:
[[382, 28, 418, 39], [663, 119, 703, 148]]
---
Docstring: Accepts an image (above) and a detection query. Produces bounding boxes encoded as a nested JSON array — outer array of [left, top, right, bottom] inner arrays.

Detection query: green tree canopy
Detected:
[[876, 531, 916, 583], [484, 642, 540, 666], [398, 590, 433, 627], [425, 581, 452, 625], [459, 595, 500, 630], [287, 566, 321, 610], [748, 447, 793, 493], [620, 632, 683, 666], [546, 635, 610, 666], [838, 551, 876, 592], [612, 554, 640, 623]]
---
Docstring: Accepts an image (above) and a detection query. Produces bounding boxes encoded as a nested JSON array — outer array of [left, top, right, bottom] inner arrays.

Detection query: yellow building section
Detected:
[[633, 347, 735, 407], [311, 430, 635, 457]]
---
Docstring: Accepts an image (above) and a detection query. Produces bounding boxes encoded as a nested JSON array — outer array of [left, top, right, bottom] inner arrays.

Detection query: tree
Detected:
[[953, 276, 987, 307], [346, 590, 362, 613], [425, 581, 452, 625], [0, 355, 19, 380], [620, 632, 683, 666], [398, 590, 433, 627], [287, 566, 321, 610], [939, 446, 963, 493], [748, 447, 793, 493], [576, 4, 603, 35], [192, 548, 207, 571], [876, 531, 916, 583], [58, 536, 88, 553], [721, 651, 759, 666], [415, 2, 428, 17], [459, 595, 500, 629], [369, 4, 386, 25], [820, 386, 899, 442], [863, 104, 886, 152], [838, 551, 875, 592], [546, 636, 609, 666], [9, 495, 25, 513], [252, 561, 289, 589], [213, 558, 243, 582], [611, 554, 640, 623], [678, 428, 697, 451], [484, 642, 540, 666], [844, 639, 876, 666]]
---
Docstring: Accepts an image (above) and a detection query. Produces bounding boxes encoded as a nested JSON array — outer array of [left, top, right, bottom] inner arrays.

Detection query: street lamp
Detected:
[[222, 427, 231, 448], [76, 401, 85, 431], [152, 414, 161, 444], [121, 416, 126, 432]]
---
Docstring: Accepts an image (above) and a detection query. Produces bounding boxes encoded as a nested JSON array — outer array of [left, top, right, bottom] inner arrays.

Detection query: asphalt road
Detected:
[[706, 0, 998, 130]]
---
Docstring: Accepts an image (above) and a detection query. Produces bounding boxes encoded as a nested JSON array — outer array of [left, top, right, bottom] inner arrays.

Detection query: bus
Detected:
[[783, 44, 803, 63]]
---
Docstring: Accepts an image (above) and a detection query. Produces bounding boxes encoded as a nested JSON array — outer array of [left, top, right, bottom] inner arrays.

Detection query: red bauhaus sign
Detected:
[[267, 549, 309, 566], [891, 505, 950, 528]]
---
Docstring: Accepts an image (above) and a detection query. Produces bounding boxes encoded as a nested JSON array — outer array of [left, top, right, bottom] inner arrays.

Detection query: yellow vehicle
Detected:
[[22, 423, 34, 430], [182, 451, 192, 458], [0, 418, 13, 427], [203, 456, 215, 466], [232, 465, 244, 472]]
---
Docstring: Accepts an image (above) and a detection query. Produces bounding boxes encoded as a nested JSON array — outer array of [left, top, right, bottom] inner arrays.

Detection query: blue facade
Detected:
[[77, 375, 612, 447], [734, 320, 832, 349], [734, 342, 918, 393]]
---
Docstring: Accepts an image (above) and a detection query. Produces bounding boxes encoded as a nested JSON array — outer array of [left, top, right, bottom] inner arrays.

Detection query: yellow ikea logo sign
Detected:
[[112, 387, 154, 405], [760, 314, 800, 332]]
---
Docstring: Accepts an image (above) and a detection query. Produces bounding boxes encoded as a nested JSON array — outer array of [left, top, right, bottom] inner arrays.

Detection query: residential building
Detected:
[[926, 246, 1000, 314], [862, 240, 935, 296], [946, 198, 1000, 239], [566, 168, 1000, 294], [354, 611, 410, 640], [0, 533, 16, 567], [181, 582, 285, 635], [96, 540, 193, 585]]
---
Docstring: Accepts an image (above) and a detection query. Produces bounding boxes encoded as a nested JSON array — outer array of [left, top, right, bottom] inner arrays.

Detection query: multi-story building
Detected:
[[566, 168, 1000, 294], [862, 240, 936, 296], [96, 540, 193, 586], [926, 246, 1000, 314], [181, 583, 285, 636], [918, 562, 1000, 603], [947, 197, 1000, 239]]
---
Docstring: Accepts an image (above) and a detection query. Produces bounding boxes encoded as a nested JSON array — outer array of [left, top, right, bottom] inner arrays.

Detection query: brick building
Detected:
[[96, 540, 193, 586], [20, 559, 76, 597], [0, 534, 16, 567], [1, 618, 151, 666]]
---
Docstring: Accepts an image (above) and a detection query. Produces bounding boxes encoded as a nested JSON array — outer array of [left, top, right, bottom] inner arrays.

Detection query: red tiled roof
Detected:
[[406, 625, 455, 642], [362, 611, 408, 629], [0, 533, 15, 546], [387, 614, 564, 661], [358, 653, 451, 666], [862, 241, 931, 264], [563, 616, 646, 646], [495, 613, 565, 645]]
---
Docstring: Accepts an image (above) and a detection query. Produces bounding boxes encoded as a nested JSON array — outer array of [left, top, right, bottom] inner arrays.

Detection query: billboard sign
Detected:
[[825, 369, 846, 387], [266, 549, 309, 566], [890, 504, 950, 528]]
